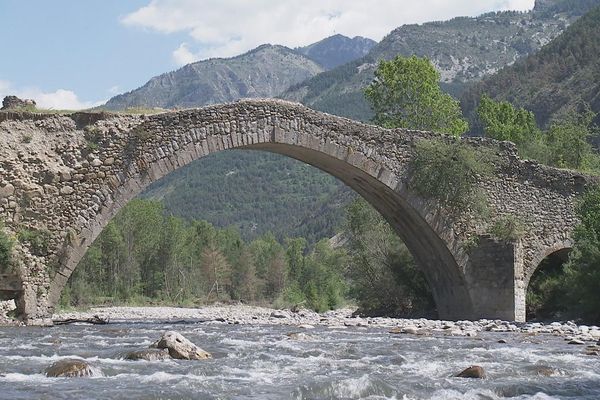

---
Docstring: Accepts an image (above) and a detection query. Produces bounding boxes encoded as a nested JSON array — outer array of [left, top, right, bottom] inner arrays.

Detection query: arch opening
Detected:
[[526, 247, 572, 321], [49, 138, 472, 320]]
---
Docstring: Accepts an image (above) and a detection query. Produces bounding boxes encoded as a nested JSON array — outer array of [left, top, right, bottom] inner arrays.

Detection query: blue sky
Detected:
[[0, 0, 534, 109]]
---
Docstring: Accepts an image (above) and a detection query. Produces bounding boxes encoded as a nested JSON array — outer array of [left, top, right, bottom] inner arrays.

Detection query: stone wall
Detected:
[[0, 99, 593, 323]]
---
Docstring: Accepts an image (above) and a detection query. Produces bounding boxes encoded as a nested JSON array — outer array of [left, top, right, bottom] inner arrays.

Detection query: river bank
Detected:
[[51, 304, 600, 346]]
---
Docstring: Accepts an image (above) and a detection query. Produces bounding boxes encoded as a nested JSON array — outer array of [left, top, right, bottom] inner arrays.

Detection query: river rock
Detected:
[[532, 365, 557, 376], [270, 311, 288, 319], [568, 339, 585, 345], [125, 348, 171, 361], [45, 359, 95, 378], [151, 331, 211, 360], [286, 332, 314, 341], [456, 365, 486, 379]]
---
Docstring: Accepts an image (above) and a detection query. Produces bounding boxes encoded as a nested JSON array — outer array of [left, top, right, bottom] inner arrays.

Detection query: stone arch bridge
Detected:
[[0, 100, 592, 324]]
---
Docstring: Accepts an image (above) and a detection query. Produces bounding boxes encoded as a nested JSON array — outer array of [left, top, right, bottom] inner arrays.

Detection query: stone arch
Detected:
[[525, 242, 573, 290], [44, 101, 474, 320]]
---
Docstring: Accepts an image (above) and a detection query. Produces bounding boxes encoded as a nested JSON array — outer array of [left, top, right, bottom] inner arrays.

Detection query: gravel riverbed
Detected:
[[53, 304, 600, 345]]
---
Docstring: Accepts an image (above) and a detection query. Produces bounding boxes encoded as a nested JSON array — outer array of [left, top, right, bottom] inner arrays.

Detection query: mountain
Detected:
[[296, 34, 377, 70], [104, 36, 379, 242], [461, 4, 600, 129], [281, 0, 600, 122], [142, 150, 349, 243], [104, 45, 324, 110]]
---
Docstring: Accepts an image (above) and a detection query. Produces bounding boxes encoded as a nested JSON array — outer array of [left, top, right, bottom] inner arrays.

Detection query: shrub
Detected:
[[17, 228, 52, 256], [410, 139, 494, 214], [0, 221, 13, 271], [490, 215, 526, 242]]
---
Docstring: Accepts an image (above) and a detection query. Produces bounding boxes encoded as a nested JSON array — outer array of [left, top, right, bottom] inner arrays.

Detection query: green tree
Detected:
[[201, 244, 231, 301], [477, 94, 539, 144], [365, 55, 468, 136], [563, 186, 600, 323], [546, 107, 599, 171], [345, 198, 434, 317]]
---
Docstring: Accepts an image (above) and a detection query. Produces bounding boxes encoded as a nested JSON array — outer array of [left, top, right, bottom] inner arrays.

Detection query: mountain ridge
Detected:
[[281, 0, 600, 122]]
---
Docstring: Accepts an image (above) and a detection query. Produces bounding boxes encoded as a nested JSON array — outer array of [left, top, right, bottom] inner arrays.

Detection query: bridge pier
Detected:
[[464, 235, 526, 322]]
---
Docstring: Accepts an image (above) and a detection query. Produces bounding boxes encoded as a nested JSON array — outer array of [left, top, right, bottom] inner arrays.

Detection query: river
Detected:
[[0, 316, 599, 399]]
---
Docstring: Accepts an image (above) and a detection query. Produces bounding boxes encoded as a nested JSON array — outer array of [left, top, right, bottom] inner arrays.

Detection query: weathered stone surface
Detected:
[[0, 99, 594, 323], [124, 348, 171, 361], [456, 365, 486, 379], [45, 359, 95, 378], [0, 184, 15, 199], [151, 331, 211, 360], [1, 95, 35, 110]]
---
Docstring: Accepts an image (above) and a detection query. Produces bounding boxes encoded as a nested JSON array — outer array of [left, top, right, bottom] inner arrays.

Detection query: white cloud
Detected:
[[0, 80, 105, 110], [172, 42, 200, 66], [122, 0, 535, 61]]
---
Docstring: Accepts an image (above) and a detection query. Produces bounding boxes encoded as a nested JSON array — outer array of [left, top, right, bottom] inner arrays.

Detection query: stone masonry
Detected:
[[0, 99, 594, 324]]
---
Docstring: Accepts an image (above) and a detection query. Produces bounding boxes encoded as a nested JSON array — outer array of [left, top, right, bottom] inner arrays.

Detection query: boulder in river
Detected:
[[125, 348, 171, 361], [456, 365, 486, 379], [286, 332, 314, 341], [151, 331, 211, 360], [45, 359, 96, 378], [532, 365, 558, 376]]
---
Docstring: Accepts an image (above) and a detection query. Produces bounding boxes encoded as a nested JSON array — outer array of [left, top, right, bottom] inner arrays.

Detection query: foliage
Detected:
[[462, 5, 600, 130], [0, 220, 13, 271], [545, 106, 599, 171], [474, 94, 600, 173], [17, 228, 52, 256], [410, 139, 494, 213], [562, 185, 600, 323], [344, 198, 435, 317], [527, 186, 600, 323], [62, 199, 348, 313], [490, 215, 526, 242], [365, 56, 468, 136], [526, 256, 569, 320], [477, 94, 540, 144]]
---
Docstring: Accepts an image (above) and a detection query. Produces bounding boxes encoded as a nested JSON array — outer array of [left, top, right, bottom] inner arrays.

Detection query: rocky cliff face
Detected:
[[295, 34, 376, 70], [104, 45, 324, 110], [461, 3, 600, 129], [281, 0, 600, 122]]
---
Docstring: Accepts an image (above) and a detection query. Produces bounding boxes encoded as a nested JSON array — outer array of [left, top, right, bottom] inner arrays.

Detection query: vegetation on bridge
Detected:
[[0, 220, 13, 272]]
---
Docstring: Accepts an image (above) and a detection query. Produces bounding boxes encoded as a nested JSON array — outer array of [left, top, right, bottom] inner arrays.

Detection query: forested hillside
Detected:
[[282, 0, 600, 122], [461, 4, 600, 130], [143, 150, 351, 242]]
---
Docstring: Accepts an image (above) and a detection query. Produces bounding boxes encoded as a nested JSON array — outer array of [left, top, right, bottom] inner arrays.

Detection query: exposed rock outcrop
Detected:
[[1, 96, 36, 111]]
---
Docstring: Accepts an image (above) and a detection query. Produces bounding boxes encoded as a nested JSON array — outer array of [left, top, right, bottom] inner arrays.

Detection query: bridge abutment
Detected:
[[465, 235, 526, 322]]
